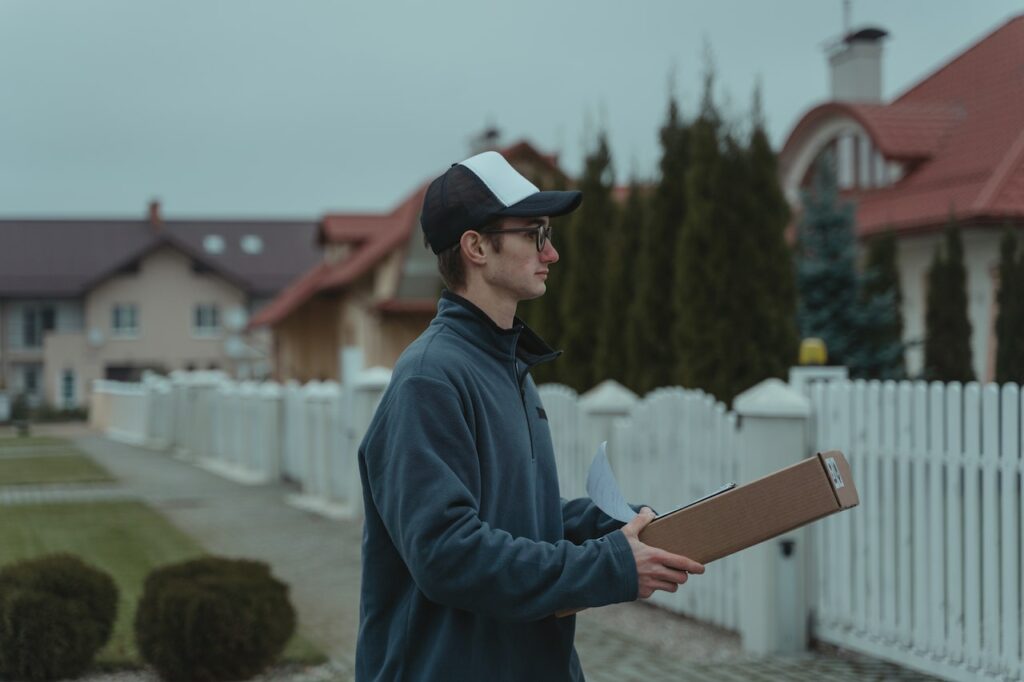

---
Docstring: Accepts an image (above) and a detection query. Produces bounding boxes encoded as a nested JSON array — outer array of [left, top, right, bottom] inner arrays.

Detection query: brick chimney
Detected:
[[148, 199, 162, 230], [828, 27, 888, 102]]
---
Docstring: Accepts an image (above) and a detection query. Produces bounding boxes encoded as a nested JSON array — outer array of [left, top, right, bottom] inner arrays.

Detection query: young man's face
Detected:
[[481, 215, 558, 302]]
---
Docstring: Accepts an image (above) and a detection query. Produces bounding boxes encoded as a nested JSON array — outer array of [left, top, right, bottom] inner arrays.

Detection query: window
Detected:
[[61, 370, 76, 409], [193, 304, 220, 335], [22, 305, 56, 348], [203, 235, 225, 254], [240, 235, 263, 255], [112, 304, 139, 337]]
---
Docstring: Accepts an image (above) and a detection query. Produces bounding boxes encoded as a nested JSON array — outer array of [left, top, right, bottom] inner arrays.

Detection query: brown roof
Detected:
[[250, 139, 567, 328], [0, 219, 320, 298], [781, 14, 1024, 236]]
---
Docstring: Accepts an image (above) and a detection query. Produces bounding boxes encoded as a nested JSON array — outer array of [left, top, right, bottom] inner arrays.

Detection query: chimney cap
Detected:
[[148, 199, 162, 227], [844, 27, 888, 44]]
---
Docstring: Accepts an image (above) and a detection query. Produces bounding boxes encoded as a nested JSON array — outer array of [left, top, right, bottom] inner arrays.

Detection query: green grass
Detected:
[[0, 501, 326, 668], [0, 454, 115, 485], [0, 436, 72, 449]]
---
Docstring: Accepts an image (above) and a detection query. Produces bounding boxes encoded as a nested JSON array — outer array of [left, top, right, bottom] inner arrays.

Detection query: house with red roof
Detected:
[[779, 15, 1024, 381], [0, 203, 320, 409], [249, 140, 571, 383]]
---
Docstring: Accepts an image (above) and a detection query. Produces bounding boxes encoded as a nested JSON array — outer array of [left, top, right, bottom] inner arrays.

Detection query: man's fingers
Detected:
[[622, 507, 656, 537], [654, 568, 690, 585], [656, 550, 704, 574]]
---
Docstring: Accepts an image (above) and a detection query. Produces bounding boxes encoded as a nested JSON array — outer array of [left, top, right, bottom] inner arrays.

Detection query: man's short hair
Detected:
[[429, 219, 504, 291]]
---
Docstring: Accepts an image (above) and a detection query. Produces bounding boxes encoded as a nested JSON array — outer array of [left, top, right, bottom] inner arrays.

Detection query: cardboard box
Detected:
[[638, 450, 859, 563]]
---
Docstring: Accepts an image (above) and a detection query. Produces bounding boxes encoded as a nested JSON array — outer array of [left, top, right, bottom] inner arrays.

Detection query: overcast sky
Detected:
[[1, 1, 1020, 218]]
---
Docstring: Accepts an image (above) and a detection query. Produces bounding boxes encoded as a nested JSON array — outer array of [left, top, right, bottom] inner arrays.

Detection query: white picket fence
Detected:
[[91, 368, 1024, 680], [539, 383, 741, 631], [807, 379, 1024, 682]]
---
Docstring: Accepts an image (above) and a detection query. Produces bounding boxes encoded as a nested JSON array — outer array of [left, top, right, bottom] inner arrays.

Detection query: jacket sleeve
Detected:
[[560, 498, 639, 544], [363, 375, 638, 622]]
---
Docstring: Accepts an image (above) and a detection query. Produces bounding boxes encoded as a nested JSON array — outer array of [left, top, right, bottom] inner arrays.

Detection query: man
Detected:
[[356, 151, 703, 681]]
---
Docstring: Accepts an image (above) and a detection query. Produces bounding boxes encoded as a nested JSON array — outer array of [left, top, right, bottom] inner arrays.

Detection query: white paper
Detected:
[[586, 441, 637, 524]]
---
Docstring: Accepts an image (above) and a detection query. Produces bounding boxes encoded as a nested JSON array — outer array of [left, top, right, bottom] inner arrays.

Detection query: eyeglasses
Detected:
[[478, 224, 552, 252]]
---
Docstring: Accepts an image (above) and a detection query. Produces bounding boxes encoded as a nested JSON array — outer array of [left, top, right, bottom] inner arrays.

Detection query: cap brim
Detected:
[[497, 190, 582, 218]]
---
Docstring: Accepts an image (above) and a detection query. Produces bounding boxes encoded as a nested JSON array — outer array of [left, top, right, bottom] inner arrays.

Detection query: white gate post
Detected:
[[579, 380, 638, 474], [734, 378, 812, 655], [349, 367, 392, 518]]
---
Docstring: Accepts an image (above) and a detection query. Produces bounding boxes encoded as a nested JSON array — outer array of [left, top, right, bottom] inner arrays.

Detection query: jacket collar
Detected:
[[436, 290, 560, 368]]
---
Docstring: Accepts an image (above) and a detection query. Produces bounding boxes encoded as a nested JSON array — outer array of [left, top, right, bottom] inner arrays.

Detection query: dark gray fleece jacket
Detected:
[[355, 291, 638, 682]]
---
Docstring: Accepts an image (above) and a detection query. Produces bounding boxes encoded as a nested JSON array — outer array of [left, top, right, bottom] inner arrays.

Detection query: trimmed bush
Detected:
[[135, 557, 296, 682], [0, 553, 119, 681]]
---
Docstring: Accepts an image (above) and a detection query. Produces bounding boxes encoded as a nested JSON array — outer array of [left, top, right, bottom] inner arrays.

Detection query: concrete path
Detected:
[[58, 432, 932, 681]]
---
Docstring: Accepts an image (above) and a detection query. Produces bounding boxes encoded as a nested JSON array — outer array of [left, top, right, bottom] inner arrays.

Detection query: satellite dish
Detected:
[[88, 328, 105, 347]]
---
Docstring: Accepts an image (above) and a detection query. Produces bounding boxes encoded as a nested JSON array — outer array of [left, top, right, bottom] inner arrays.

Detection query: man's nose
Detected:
[[541, 241, 559, 264]]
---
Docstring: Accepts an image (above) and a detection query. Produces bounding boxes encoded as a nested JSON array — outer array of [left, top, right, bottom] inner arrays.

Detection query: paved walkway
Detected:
[[51, 431, 933, 681]]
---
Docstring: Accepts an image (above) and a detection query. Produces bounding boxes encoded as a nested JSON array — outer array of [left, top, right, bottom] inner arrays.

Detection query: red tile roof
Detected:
[[782, 14, 1024, 236], [250, 140, 567, 328]]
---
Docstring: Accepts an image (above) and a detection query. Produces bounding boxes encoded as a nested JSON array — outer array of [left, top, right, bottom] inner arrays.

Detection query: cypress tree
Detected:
[[595, 179, 643, 386], [674, 77, 733, 398], [558, 133, 616, 392], [860, 229, 906, 378], [742, 95, 800, 387], [924, 220, 974, 381], [995, 227, 1024, 383], [626, 98, 689, 394]]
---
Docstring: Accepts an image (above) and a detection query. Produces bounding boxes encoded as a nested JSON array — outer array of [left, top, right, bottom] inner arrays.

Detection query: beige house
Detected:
[[251, 140, 572, 383], [0, 203, 319, 409]]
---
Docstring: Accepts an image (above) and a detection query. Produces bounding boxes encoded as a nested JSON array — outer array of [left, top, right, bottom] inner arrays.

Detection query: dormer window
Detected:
[[241, 235, 263, 255], [203, 235, 225, 254]]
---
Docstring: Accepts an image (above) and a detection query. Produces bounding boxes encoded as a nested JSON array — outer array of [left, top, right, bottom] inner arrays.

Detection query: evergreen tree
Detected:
[[742, 93, 800, 387], [995, 227, 1024, 383], [796, 158, 884, 376], [594, 179, 643, 386], [673, 78, 797, 403], [860, 229, 906, 378], [674, 77, 734, 398], [626, 98, 689, 394], [558, 133, 616, 392], [924, 220, 974, 381]]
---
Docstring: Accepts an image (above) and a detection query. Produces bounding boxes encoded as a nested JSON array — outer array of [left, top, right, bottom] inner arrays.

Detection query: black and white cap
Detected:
[[420, 150, 582, 254]]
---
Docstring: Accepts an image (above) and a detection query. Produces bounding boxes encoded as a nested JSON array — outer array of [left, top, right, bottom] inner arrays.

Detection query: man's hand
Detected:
[[622, 507, 705, 599]]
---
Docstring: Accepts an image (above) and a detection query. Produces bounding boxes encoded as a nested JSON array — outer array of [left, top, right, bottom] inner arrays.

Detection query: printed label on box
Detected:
[[824, 456, 845, 489]]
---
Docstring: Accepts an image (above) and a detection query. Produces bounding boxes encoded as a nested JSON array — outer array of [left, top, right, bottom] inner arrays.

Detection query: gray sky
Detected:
[[1, 1, 1020, 218]]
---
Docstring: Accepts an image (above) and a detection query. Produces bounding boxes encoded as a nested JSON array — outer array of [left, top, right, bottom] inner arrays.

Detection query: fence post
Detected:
[[734, 378, 812, 655], [579, 380, 638, 474], [349, 367, 392, 517]]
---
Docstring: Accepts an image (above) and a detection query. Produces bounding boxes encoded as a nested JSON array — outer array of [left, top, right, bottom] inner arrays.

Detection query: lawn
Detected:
[[0, 454, 115, 485], [0, 501, 325, 669], [0, 435, 75, 449]]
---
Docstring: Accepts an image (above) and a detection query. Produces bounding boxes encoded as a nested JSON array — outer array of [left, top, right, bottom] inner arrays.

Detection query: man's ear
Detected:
[[461, 231, 488, 267]]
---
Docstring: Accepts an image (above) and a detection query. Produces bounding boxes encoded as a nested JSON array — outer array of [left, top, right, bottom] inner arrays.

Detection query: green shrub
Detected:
[[0, 553, 119, 681], [134, 557, 296, 682]]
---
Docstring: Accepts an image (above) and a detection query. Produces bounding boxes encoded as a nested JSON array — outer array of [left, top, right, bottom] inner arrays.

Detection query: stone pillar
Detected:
[[734, 378, 812, 655]]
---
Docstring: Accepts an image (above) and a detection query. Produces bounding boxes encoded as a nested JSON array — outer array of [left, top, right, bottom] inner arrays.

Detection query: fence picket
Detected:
[[912, 381, 929, 654], [929, 382, 947, 659], [981, 384, 1001, 675], [945, 383, 964, 664], [1001, 384, 1020, 677], [881, 381, 898, 640], [964, 382, 983, 671]]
